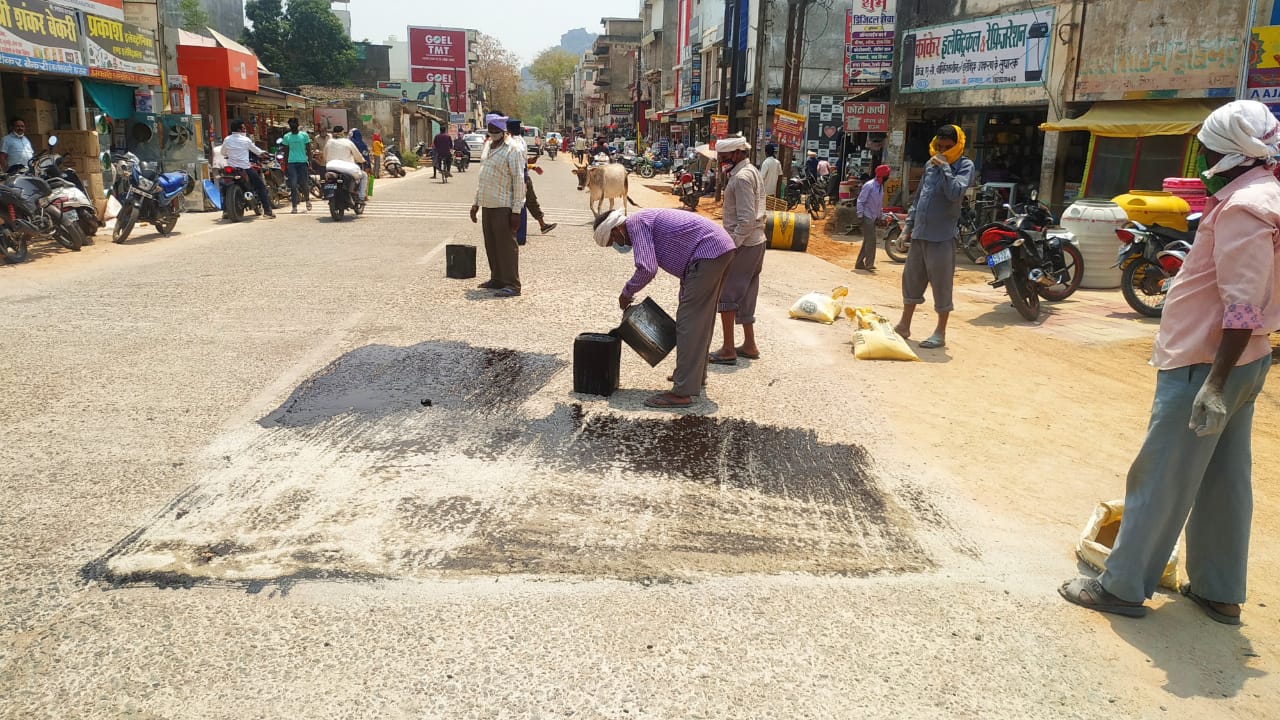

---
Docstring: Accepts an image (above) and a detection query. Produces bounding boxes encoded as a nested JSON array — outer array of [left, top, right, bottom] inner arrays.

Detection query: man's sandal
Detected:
[[1058, 577, 1148, 618], [644, 392, 693, 409], [1181, 584, 1242, 625]]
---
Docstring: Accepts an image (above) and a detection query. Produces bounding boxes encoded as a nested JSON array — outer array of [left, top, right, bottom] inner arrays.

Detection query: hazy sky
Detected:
[[347, 0, 644, 65]]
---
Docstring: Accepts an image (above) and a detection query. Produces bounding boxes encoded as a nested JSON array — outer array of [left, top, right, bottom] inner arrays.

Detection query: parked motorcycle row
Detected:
[[1, 136, 113, 264]]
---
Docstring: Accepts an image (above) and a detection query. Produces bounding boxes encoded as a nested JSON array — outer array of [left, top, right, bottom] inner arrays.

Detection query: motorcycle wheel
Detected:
[[226, 190, 245, 223], [113, 205, 138, 243], [0, 227, 28, 263], [958, 222, 985, 264], [1006, 267, 1042, 321], [54, 213, 84, 251], [785, 193, 800, 211], [639, 165, 655, 178], [1120, 257, 1168, 318], [354, 198, 365, 216], [330, 202, 345, 221], [883, 226, 908, 263], [1038, 243, 1084, 302], [808, 197, 826, 220], [154, 212, 178, 236], [79, 214, 99, 243], [682, 195, 700, 211]]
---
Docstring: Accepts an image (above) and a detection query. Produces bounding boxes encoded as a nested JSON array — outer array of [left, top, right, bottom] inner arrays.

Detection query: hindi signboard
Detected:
[[83, 13, 159, 84], [771, 108, 806, 150], [0, 0, 87, 76], [710, 114, 728, 137], [843, 101, 889, 132], [845, 0, 895, 89], [899, 8, 1053, 93], [1248, 25, 1280, 118]]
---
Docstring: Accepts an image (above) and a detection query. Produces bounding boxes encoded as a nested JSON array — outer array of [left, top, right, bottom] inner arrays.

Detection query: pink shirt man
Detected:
[[1151, 166, 1280, 370]]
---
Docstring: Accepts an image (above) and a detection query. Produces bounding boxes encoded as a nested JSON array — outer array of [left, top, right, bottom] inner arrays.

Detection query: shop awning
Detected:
[[82, 80, 136, 119], [1039, 100, 1224, 138]]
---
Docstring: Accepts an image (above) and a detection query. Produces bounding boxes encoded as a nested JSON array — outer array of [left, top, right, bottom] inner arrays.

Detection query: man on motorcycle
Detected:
[[453, 131, 470, 171], [1059, 100, 1280, 626], [432, 127, 454, 180], [323, 126, 367, 202], [894, 125, 973, 349], [222, 119, 276, 219]]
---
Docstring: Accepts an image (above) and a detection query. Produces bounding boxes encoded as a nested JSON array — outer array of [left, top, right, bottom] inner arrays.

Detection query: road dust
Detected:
[[86, 341, 943, 589]]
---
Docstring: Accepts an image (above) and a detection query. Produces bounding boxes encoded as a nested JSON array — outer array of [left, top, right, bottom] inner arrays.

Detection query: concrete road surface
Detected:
[[0, 159, 1274, 718]]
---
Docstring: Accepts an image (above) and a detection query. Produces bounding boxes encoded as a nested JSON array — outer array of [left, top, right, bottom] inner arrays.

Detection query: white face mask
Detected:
[[488, 130, 504, 139]]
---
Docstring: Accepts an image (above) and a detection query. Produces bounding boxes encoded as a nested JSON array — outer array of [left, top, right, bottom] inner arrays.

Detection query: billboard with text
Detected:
[[408, 26, 469, 113]]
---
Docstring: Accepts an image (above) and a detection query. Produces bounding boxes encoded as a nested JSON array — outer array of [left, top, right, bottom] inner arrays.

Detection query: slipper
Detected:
[[1181, 583, 1242, 625], [540, 223, 558, 234], [644, 392, 693, 409], [735, 347, 761, 360], [494, 287, 522, 298], [477, 280, 499, 289], [1058, 577, 1148, 618], [918, 335, 946, 349], [707, 352, 737, 365]]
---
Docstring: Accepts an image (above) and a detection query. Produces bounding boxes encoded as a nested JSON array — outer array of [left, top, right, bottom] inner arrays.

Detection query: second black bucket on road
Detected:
[[573, 333, 621, 396], [611, 297, 677, 367], [446, 244, 477, 279]]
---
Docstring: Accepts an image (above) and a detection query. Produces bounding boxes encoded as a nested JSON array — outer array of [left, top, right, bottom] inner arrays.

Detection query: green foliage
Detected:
[[178, 0, 210, 32], [401, 151, 419, 168], [516, 88, 552, 131], [528, 48, 577, 93], [242, 0, 356, 87]]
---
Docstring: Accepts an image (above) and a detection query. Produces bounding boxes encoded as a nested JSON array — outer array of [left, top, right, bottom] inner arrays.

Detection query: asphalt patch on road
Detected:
[[87, 341, 941, 590]]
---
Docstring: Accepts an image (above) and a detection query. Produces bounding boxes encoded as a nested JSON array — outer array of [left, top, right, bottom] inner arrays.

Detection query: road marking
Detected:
[[356, 200, 597, 223]]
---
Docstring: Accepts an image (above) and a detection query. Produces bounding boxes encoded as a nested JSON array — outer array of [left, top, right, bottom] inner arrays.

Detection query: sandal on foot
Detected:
[[707, 351, 737, 365], [735, 347, 760, 360], [918, 335, 946, 349], [1181, 584, 1242, 625], [477, 280, 499, 289], [1058, 577, 1148, 618], [494, 287, 521, 298], [540, 223, 558, 234], [644, 392, 693, 409]]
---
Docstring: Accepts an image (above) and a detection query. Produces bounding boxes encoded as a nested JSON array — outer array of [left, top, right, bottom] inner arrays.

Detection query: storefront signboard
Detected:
[[82, 13, 159, 84], [408, 26, 469, 113], [900, 8, 1053, 93], [845, 1, 895, 89], [0, 0, 88, 76], [710, 114, 728, 138], [610, 103, 634, 118], [843, 101, 889, 132], [1247, 26, 1280, 119], [57, 0, 123, 21], [771, 108, 805, 151], [690, 55, 701, 103]]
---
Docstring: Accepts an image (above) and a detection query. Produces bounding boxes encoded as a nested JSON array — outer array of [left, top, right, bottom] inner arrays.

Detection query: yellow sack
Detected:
[[847, 306, 919, 361], [789, 286, 848, 324], [1076, 500, 1180, 591]]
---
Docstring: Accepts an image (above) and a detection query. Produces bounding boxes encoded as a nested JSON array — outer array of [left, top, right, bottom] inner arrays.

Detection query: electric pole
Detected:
[[778, 0, 811, 178]]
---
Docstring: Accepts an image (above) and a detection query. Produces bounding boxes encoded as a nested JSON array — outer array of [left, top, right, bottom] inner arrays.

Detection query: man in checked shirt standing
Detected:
[[470, 113, 526, 298]]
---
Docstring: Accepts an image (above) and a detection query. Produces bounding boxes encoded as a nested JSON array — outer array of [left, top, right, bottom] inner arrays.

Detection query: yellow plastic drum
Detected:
[[765, 211, 810, 252], [1111, 190, 1191, 231]]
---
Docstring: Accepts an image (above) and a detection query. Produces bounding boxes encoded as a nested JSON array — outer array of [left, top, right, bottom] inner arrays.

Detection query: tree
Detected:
[[471, 34, 521, 117], [528, 48, 577, 95], [178, 0, 210, 32], [242, 0, 355, 87], [516, 88, 552, 130]]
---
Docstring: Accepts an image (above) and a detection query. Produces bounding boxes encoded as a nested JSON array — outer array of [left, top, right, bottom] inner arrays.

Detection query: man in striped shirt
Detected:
[[594, 208, 737, 408], [469, 113, 527, 297]]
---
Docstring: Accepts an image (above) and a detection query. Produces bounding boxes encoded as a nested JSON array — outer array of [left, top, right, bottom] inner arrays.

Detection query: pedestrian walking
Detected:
[[505, 118, 557, 236], [759, 143, 782, 198], [708, 136, 766, 365], [280, 118, 313, 214], [856, 165, 891, 271], [593, 208, 736, 409], [894, 125, 974, 349], [1059, 100, 1280, 625], [469, 113, 526, 298]]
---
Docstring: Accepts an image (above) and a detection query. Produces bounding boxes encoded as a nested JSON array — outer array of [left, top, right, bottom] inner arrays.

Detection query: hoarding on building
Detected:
[[899, 8, 1053, 93], [845, 0, 895, 89], [0, 0, 87, 75], [843, 101, 889, 132], [83, 13, 160, 84], [772, 108, 805, 150], [408, 26, 469, 113], [1247, 25, 1280, 118], [57, 0, 124, 21]]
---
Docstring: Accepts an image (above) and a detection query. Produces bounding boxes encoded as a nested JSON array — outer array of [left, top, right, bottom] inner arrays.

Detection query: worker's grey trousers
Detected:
[[1100, 355, 1271, 604], [671, 251, 735, 398]]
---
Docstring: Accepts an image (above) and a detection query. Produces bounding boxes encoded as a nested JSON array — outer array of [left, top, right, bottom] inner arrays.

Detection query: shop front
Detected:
[[0, 0, 91, 149], [176, 41, 259, 146]]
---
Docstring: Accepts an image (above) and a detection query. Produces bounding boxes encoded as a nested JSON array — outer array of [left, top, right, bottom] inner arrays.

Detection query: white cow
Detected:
[[583, 163, 640, 217]]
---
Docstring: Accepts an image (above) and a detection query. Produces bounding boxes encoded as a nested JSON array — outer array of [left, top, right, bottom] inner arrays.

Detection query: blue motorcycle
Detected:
[[110, 152, 194, 244], [634, 154, 673, 178]]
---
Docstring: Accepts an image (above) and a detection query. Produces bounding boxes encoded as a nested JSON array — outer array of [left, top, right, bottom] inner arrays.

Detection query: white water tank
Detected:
[[1060, 200, 1129, 289]]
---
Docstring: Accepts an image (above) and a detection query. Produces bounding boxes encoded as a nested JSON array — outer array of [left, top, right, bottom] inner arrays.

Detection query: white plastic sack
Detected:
[[1076, 499, 1180, 591]]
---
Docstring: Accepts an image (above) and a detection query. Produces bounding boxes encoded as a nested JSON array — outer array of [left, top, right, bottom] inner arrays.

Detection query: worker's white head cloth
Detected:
[[716, 136, 750, 153], [594, 210, 626, 247], [1197, 100, 1280, 179]]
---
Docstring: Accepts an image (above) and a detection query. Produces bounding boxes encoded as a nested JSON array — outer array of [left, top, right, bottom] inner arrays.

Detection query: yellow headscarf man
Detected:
[[929, 124, 966, 166]]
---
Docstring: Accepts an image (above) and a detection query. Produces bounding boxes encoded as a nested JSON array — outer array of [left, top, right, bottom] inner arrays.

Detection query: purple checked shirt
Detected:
[[621, 209, 737, 299]]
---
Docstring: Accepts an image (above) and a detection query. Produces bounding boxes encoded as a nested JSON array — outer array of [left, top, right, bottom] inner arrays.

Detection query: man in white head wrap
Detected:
[[1061, 100, 1280, 625], [593, 208, 737, 409], [708, 135, 767, 365]]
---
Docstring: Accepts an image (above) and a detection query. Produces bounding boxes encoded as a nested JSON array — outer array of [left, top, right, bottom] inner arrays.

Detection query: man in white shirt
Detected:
[[709, 136, 767, 365], [222, 119, 276, 219], [759, 143, 782, 198], [323, 126, 367, 201], [1, 117, 34, 172]]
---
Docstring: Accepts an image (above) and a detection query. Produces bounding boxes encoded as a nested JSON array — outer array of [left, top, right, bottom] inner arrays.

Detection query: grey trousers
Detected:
[[902, 237, 956, 313], [1100, 355, 1271, 603], [672, 252, 735, 397], [717, 242, 766, 324], [481, 207, 521, 291], [857, 218, 878, 268]]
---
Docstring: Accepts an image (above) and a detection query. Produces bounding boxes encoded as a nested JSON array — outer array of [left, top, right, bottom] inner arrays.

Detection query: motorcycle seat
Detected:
[[1149, 223, 1196, 244], [157, 172, 188, 194]]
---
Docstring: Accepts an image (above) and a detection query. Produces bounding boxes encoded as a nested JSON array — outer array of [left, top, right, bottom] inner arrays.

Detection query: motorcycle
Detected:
[[546, 143, 558, 160], [217, 162, 265, 224], [634, 154, 673, 178], [383, 145, 406, 177], [880, 209, 912, 262], [673, 171, 700, 211], [34, 148, 99, 240], [0, 150, 86, 262], [453, 146, 469, 173], [112, 151, 194, 243], [976, 194, 1084, 321], [320, 167, 366, 221], [261, 152, 290, 206], [1114, 215, 1200, 317], [785, 174, 828, 219], [957, 195, 988, 264]]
